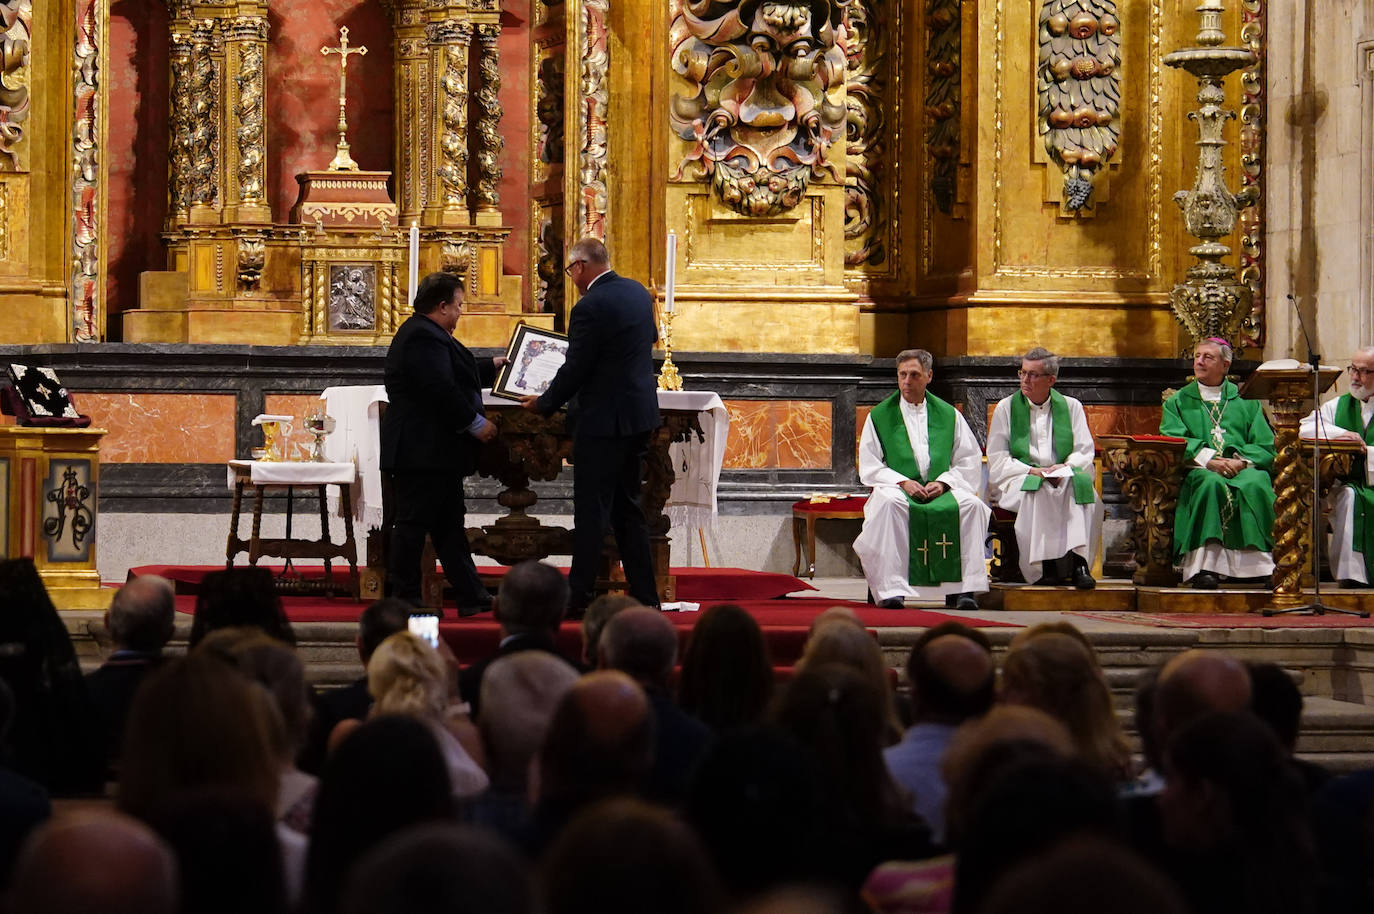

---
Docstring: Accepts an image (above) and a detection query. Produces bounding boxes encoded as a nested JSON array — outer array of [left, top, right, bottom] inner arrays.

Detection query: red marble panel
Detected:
[[265, 394, 327, 460], [722, 401, 773, 469], [1084, 404, 1163, 438], [73, 393, 236, 463], [776, 401, 832, 469]]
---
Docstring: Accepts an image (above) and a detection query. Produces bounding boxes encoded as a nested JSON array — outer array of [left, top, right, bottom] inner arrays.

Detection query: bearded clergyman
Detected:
[[986, 347, 1103, 588], [1160, 337, 1276, 589], [854, 349, 991, 611], [1299, 345, 1374, 587]]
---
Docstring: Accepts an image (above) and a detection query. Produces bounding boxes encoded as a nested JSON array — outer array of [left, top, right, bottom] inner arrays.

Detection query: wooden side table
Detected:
[[226, 460, 359, 599], [791, 496, 868, 578]]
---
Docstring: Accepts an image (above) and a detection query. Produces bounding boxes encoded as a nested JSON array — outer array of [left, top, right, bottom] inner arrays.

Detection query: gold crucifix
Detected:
[[916, 540, 930, 563], [935, 534, 954, 560], [322, 26, 368, 171]]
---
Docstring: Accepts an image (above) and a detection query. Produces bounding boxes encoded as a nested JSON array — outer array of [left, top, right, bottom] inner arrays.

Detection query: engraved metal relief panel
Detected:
[[0, 0, 32, 171], [670, 0, 848, 218], [328, 264, 377, 331]]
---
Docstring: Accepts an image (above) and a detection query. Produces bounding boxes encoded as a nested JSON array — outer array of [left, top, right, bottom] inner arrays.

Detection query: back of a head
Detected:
[[979, 837, 1185, 914], [599, 607, 678, 687], [189, 566, 294, 648], [677, 603, 773, 731], [538, 671, 652, 806], [580, 594, 641, 666], [1001, 633, 1129, 777], [368, 631, 448, 719], [341, 824, 533, 914], [1155, 649, 1252, 745], [1007, 621, 1098, 666], [497, 560, 569, 634], [541, 797, 723, 914], [196, 627, 310, 762], [358, 598, 413, 662], [10, 811, 179, 914], [908, 630, 994, 725], [479, 651, 579, 789], [118, 651, 279, 823], [308, 715, 455, 914], [1247, 662, 1303, 753], [798, 620, 899, 740], [108, 575, 176, 653]]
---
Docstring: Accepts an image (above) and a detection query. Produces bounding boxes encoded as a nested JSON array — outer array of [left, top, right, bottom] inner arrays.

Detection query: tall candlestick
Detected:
[[408, 221, 419, 307], [664, 231, 677, 314]]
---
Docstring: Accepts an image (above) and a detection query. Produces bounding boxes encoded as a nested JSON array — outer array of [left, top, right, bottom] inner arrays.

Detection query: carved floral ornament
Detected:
[[671, 0, 847, 217], [0, 0, 30, 171], [1036, 0, 1122, 211]]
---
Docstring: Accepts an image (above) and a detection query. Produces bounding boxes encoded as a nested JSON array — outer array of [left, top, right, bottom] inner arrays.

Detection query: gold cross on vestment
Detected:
[[916, 540, 930, 563], [322, 26, 368, 171], [936, 534, 954, 559]]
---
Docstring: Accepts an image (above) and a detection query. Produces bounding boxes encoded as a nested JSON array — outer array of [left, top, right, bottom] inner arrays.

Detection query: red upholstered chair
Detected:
[[790, 495, 868, 578]]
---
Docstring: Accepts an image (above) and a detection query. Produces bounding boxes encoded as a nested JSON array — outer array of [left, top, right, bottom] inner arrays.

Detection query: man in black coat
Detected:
[[382, 271, 503, 614], [522, 237, 661, 613]]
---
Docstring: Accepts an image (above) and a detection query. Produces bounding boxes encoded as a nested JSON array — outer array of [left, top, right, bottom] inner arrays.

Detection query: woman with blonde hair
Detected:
[[798, 615, 902, 745], [345, 631, 489, 799], [999, 633, 1132, 780]]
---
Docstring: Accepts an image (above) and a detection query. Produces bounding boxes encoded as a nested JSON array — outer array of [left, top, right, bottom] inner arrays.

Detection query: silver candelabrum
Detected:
[[1164, 0, 1258, 348]]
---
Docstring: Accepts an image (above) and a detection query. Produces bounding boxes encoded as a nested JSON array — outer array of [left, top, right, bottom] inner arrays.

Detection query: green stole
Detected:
[[1333, 393, 1374, 580], [1008, 390, 1096, 505], [869, 392, 962, 586]]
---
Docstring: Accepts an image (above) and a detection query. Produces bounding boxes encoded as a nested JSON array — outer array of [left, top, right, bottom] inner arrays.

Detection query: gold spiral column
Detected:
[[473, 21, 503, 226], [165, 26, 194, 233], [186, 17, 221, 224], [221, 10, 270, 225], [426, 19, 471, 227]]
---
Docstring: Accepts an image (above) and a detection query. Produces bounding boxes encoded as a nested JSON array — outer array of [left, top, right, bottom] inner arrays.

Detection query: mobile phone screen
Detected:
[[408, 613, 440, 649]]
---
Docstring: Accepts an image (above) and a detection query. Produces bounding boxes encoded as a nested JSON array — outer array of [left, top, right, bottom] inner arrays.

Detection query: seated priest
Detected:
[[1298, 345, 1374, 587], [986, 347, 1104, 589], [1160, 337, 1276, 589], [854, 349, 991, 611]]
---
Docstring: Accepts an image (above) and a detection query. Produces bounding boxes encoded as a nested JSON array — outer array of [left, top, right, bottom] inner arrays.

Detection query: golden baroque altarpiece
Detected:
[[1, 0, 1266, 357]]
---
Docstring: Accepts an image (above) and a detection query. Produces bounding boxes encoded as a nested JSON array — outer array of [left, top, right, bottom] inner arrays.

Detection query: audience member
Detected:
[[364, 631, 489, 799], [1125, 665, 1164, 797], [687, 725, 835, 900], [1152, 649, 1252, 747], [885, 622, 995, 844], [1000, 632, 1131, 779], [301, 597, 410, 772], [580, 593, 641, 667], [600, 607, 711, 804], [978, 837, 1185, 914], [0, 679, 49, 891], [0, 558, 105, 793], [1247, 660, 1330, 792], [524, 670, 653, 855], [797, 616, 902, 744], [187, 565, 295, 647], [1006, 619, 1100, 667], [305, 714, 456, 914], [1159, 711, 1316, 914], [540, 797, 724, 914], [8, 810, 178, 914], [86, 573, 176, 765], [733, 886, 851, 914], [197, 627, 318, 832], [1311, 764, 1374, 913], [474, 651, 580, 835], [460, 560, 574, 717], [771, 662, 934, 889], [678, 603, 774, 733], [340, 823, 534, 914], [951, 757, 1124, 914]]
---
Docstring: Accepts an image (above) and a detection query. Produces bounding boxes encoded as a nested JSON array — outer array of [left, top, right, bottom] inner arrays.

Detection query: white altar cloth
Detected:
[[226, 459, 358, 487]]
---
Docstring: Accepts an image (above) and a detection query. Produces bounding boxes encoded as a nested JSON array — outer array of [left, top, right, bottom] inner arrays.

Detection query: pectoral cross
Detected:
[[936, 534, 954, 559], [1211, 425, 1226, 449], [916, 540, 930, 564], [322, 27, 368, 171]]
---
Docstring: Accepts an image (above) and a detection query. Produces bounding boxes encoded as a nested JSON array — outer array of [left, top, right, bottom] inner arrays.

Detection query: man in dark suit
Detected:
[[521, 238, 661, 614], [85, 574, 175, 765], [382, 271, 503, 615]]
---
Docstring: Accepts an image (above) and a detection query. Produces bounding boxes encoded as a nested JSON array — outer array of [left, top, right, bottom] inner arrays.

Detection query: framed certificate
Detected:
[[491, 323, 571, 401]]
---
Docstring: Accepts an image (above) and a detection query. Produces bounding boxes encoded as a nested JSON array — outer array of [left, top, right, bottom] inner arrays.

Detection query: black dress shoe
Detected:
[[1069, 556, 1096, 590], [1187, 571, 1219, 590], [1339, 579, 1366, 589], [877, 597, 904, 609], [1036, 563, 1064, 586], [457, 601, 492, 618], [954, 593, 979, 612]]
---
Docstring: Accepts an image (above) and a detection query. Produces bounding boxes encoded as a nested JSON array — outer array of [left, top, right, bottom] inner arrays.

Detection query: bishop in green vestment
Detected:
[[1299, 346, 1374, 585], [1160, 338, 1276, 588]]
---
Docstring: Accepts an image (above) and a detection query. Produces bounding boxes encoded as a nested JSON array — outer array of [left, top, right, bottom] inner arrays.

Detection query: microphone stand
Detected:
[[1264, 294, 1368, 617]]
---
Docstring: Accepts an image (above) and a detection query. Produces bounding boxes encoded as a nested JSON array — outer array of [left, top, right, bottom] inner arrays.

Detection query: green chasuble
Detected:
[[869, 392, 963, 586], [1333, 393, 1374, 580], [1008, 390, 1096, 504], [1160, 380, 1276, 559]]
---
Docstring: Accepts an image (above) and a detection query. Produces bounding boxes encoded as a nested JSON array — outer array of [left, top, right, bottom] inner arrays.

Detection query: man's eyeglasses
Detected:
[[1348, 365, 1374, 377], [563, 260, 585, 276], [1017, 370, 1051, 379]]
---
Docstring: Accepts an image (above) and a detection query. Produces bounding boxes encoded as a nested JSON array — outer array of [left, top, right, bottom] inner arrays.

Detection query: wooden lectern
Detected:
[[1239, 365, 1342, 609]]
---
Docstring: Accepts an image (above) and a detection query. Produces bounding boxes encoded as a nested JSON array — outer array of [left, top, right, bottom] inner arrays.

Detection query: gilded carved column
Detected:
[[166, 26, 194, 230], [473, 21, 503, 224], [386, 0, 428, 221], [71, 0, 106, 342], [572, 0, 608, 242], [427, 20, 471, 226], [222, 12, 269, 224], [188, 18, 220, 221]]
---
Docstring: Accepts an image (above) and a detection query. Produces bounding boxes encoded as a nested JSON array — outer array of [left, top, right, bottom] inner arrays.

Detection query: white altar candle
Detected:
[[664, 230, 677, 314], [408, 221, 420, 307]]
